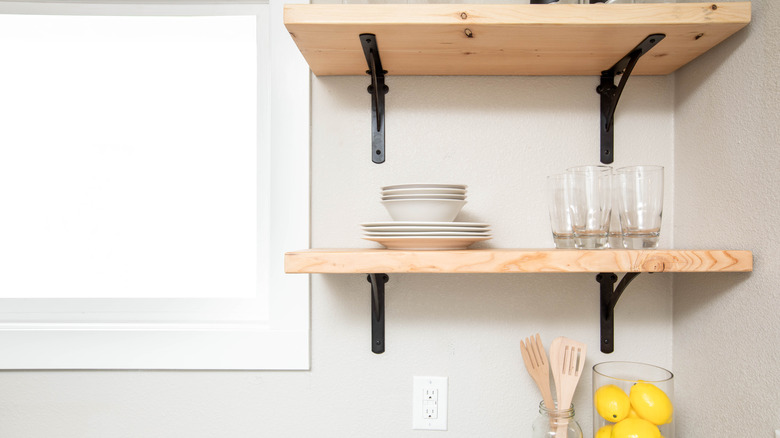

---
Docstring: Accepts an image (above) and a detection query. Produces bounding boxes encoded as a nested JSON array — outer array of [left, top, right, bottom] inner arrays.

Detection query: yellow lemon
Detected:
[[594, 384, 631, 423], [628, 408, 640, 419], [596, 424, 613, 438], [611, 418, 661, 438], [629, 382, 673, 425]]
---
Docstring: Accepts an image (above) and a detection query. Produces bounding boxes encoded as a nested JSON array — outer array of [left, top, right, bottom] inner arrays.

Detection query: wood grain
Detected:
[[284, 2, 750, 76], [284, 248, 753, 274]]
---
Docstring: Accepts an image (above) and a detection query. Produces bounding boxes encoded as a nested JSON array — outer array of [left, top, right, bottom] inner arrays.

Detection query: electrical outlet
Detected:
[[413, 376, 448, 431]]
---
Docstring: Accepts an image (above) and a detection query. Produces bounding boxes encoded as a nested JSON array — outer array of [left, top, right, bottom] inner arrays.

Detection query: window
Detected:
[[0, 0, 310, 369]]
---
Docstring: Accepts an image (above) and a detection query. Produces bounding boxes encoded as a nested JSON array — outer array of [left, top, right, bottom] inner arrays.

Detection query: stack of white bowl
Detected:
[[361, 183, 492, 250]]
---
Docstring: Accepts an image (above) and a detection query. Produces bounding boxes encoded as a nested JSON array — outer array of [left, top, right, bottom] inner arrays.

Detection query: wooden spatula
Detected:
[[556, 337, 587, 412], [519, 333, 555, 411], [549, 336, 563, 406], [551, 337, 587, 436]]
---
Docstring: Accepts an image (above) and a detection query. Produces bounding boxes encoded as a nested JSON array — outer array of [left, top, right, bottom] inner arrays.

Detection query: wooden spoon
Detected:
[[519, 333, 555, 411]]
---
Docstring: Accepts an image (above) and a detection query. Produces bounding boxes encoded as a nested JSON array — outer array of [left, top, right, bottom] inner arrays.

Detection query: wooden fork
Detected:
[[520, 333, 555, 411]]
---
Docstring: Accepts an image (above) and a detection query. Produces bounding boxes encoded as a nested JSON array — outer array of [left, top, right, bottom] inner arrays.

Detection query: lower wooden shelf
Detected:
[[284, 248, 752, 274], [285, 248, 752, 354]]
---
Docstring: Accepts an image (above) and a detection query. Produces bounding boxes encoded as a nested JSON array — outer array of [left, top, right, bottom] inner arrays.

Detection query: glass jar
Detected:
[[593, 361, 674, 438], [531, 401, 583, 438]]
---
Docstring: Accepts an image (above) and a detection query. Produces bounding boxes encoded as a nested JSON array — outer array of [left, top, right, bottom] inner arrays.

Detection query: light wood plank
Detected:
[[284, 2, 750, 76], [285, 249, 752, 274]]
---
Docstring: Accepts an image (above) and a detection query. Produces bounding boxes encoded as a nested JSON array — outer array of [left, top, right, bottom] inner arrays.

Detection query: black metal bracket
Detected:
[[596, 34, 665, 164], [367, 273, 389, 354], [360, 34, 389, 164], [597, 272, 641, 354]]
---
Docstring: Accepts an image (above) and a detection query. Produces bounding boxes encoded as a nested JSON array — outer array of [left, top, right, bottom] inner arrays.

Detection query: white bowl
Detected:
[[382, 194, 466, 201], [381, 199, 466, 222], [382, 188, 467, 196], [381, 183, 467, 191]]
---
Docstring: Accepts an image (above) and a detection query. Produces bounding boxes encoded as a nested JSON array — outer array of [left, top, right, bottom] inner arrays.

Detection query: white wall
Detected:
[[673, 0, 780, 436], [310, 74, 675, 438]]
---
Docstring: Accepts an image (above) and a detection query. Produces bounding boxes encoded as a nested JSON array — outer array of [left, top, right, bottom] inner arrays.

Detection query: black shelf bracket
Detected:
[[597, 272, 641, 354], [360, 34, 389, 164], [596, 34, 665, 164], [367, 273, 389, 354]]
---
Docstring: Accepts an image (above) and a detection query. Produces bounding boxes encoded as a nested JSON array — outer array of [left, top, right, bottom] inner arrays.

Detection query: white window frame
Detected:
[[0, 0, 310, 370]]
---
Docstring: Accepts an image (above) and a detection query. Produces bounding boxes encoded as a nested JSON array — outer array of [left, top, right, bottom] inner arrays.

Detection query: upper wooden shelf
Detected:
[[283, 2, 750, 76], [285, 248, 753, 274]]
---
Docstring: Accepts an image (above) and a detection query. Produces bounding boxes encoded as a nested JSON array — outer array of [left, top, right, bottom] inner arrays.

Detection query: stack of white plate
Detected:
[[361, 221, 492, 250], [363, 183, 492, 250]]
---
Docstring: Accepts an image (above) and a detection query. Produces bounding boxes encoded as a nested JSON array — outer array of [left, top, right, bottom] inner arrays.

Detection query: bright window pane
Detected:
[[0, 15, 259, 298]]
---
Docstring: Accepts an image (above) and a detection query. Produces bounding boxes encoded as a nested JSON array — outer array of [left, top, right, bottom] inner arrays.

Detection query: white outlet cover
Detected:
[[413, 376, 448, 431]]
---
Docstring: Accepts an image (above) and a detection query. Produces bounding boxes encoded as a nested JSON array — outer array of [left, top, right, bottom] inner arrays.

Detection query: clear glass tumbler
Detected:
[[567, 165, 613, 249], [531, 401, 583, 438], [615, 165, 664, 249], [608, 171, 622, 249], [592, 361, 674, 438], [546, 173, 575, 249]]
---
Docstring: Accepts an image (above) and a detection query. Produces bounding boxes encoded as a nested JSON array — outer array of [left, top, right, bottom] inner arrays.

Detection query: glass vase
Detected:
[[531, 401, 583, 438], [593, 361, 674, 438]]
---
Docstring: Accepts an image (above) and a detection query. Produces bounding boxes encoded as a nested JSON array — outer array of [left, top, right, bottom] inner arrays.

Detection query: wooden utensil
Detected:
[[556, 337, 587, 412], [549, 336, 563, 406], [549, 337, 586, 437], [519, 333, 555, 411]]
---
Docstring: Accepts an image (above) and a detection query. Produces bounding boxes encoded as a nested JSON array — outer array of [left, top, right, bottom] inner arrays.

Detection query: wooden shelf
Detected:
[[283, 2, 750, 76], [284, 2, 750, 76], [285, 248, 753, 274]]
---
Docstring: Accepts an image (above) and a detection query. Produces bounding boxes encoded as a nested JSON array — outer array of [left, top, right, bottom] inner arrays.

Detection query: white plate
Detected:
[[382, 194, 466, 200], [382, 188, 467, 195], [362, 225, 491, 232], [361, 221, 490, 228], [363, 231, 492, 237], [381, 183, 467, 191], [362, 235, 491, 250]]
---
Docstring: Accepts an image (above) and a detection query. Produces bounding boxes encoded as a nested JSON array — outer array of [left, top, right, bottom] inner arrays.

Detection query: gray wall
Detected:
[[673, 0, 780, 436]]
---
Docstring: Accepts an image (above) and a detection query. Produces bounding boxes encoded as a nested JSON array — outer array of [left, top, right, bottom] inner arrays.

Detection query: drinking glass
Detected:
[[546, 173, 575, 249], [592, 361, 674, 438], [615, 165, 664, 249], [608, 172, 622, 248], [567, 165, 612, 249]]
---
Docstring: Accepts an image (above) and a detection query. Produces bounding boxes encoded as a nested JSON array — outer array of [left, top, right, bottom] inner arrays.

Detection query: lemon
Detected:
[[595, 425, 613, 438], [594, 384, 631, 423], [611, 418, 661, 438], [629, 382, 673, 425], [628, 408, 640, 419]]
